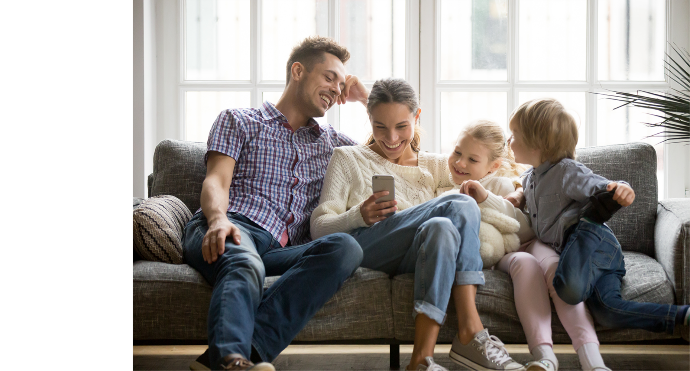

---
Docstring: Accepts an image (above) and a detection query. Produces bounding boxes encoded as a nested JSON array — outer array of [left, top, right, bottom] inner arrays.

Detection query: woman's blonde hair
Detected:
[[510, 98, 578, 163], [365, 78, 422, 152], [456, 120, 526, 178]]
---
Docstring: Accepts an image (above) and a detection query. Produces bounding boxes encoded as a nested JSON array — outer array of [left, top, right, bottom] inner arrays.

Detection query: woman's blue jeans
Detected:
[[350, 193, 484, 326], [183, 212, 363, 368], [553, 218, 678, 334]]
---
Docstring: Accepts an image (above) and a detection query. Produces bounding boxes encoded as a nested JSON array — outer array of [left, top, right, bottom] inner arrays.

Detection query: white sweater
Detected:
[[437, 172, 534, 243], [310, 145, 454, 239]]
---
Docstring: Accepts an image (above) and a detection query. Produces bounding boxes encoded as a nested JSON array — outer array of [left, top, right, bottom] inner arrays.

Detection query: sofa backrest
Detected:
[[576, 142, 657, 256], [149, 140, 658, 256], [150, 139, 207, 214]]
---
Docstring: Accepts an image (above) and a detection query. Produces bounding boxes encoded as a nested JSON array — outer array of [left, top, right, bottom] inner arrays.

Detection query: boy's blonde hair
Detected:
[[510, 98, 578, 163], [456, 120, 526, 178]]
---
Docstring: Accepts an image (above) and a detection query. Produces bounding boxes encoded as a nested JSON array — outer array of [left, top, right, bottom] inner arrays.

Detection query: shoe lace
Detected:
[[483, 335, 513, 366], [223, 357, 254, 370]]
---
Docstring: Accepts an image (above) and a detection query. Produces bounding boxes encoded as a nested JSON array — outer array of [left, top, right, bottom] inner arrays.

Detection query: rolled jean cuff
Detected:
[[413, 300, 447, 326], [455, 270, 485, 286]]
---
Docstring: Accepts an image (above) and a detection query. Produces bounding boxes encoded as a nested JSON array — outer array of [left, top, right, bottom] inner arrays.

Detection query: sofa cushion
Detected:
[[577, 143, 657, 256], [133, 195, 192, 264], [391, 252, 675, 343], [149, 139, 207, 213], [134, 264, 394, 341]]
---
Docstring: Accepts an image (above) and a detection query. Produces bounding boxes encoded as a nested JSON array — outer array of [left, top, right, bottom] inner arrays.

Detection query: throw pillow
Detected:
[[133, 195, 192, 264]]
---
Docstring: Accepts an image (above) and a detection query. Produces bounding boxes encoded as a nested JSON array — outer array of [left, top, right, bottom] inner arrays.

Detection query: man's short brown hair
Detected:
[[510, 98, 579, 163], [285, 36, 350, 84]]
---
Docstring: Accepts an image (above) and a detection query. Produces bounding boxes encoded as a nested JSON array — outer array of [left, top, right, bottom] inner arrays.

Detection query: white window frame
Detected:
[[419, 0, 689, 199]]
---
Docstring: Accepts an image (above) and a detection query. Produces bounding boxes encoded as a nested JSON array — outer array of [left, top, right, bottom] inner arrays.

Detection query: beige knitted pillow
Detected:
[[133, 195, 193, 264]]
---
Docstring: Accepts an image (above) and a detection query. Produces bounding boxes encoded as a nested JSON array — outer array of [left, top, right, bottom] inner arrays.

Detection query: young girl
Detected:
[[509, 98, 690, 370], [442, 120, 611, 371]]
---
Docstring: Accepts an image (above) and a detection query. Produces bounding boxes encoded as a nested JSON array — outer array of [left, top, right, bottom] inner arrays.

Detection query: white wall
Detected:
[[133, 0, 157, 198]]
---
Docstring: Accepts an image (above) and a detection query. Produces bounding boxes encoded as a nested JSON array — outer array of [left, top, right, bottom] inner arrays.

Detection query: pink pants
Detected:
[[495, 239, 600, 351]]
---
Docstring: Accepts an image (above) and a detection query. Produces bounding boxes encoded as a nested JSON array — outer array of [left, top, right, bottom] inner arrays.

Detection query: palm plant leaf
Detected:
[[595, 45, 690, 144]]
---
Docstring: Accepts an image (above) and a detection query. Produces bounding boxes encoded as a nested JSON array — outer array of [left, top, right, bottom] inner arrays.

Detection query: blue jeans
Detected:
[[350, 193, 483, 326], [553, 218, 678, 334], [183, 212, 363, 368]]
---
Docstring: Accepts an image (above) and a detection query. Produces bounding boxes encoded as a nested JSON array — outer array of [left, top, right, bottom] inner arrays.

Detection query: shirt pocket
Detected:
[[537, 193, 561, 232]]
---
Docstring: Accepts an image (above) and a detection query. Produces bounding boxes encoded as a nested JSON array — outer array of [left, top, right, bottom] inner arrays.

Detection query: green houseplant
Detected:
[[596, 44, 690, 144]]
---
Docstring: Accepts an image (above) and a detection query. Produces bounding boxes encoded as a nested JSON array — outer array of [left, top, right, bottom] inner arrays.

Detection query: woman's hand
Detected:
[[459, 180, 489, 203], [608, 182, 635, 207], [360, 191, 398, 226]]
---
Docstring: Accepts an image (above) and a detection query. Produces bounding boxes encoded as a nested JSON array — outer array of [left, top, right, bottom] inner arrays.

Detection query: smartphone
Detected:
[[372, 175, 396, 217]]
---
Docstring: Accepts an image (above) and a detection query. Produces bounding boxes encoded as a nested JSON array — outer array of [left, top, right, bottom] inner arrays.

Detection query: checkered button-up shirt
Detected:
[[204, 101, 357, 246]]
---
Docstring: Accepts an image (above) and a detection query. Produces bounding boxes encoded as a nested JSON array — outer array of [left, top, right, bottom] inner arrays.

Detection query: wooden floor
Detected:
[[134, 344, 690, 370]]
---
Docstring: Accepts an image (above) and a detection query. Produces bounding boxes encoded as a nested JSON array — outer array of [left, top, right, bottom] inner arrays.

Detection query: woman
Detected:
[[311, 78, 524, 371]]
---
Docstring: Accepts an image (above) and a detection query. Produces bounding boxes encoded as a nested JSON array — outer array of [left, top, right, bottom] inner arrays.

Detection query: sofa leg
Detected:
[[390, 343, 400, 370]]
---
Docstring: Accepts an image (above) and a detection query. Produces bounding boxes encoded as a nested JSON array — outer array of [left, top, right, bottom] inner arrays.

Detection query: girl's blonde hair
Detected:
[[509, 98, 578, 163], [457, 120, 526, 178]]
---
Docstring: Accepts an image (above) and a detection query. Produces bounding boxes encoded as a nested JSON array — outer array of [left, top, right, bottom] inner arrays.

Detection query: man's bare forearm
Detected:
[[201, 178, 230, 225]]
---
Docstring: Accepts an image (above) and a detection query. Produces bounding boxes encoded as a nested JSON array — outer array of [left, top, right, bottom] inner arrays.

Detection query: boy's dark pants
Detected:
[[553, 219, 678, 334]]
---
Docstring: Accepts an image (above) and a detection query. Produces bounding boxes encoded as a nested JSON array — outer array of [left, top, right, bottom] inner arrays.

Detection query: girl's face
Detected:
[[448, 134, 500, 184], [508, 119, 542, 167], [369, 103, 419, 163]]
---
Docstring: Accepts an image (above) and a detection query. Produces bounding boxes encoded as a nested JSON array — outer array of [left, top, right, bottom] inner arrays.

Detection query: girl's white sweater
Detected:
[[437, 172, 534, 243], [310, 145, 454, 240]]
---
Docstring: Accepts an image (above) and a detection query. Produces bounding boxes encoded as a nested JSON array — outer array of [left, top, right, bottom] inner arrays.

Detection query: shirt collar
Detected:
[[260, 101, 323, 136], [534, 160, 557, 175]]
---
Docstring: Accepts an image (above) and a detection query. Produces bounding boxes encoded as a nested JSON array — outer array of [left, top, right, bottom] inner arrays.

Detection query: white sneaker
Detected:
[[414, 356, 448, 371], [449, 329, 525, 370], [525, 359, 556, 371]]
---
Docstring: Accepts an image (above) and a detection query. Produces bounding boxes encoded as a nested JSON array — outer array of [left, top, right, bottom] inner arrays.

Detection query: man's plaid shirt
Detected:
[[203, 101, 357, 246]]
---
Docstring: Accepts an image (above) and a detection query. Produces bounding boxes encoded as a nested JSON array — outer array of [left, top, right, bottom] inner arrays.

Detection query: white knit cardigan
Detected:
[[310, 145, 454, 240]]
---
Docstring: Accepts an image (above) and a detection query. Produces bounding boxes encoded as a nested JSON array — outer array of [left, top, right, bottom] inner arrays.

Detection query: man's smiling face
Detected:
[[295, 52, 346, 118]]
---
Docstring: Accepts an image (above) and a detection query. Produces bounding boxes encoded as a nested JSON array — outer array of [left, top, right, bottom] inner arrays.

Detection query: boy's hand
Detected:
[[505, 187, 525, 209], [607, 182, 635, 207], [459, 180, 488, 203]]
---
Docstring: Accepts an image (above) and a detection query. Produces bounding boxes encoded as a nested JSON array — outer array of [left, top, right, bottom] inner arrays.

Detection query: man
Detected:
[[184, 36, 369, 371]]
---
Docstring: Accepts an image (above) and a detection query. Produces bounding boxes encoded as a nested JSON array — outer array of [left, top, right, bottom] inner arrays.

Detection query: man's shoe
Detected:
[[412, 356, 448, 371], [189, 349, 275, 371], [221, 354, 275, 371], [449, 329, 525, 371], [189, 349, 211, 371]]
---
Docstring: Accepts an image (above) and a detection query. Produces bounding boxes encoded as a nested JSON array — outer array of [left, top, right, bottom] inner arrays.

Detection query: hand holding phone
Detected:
[[360, 175, 397, 226]]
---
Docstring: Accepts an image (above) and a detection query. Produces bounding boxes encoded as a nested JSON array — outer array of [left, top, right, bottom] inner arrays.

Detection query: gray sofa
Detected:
[[134, 139, 689, 368]]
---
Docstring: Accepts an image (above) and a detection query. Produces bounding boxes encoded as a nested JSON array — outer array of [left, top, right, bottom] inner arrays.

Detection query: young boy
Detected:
[[508, 98, 689, 338]]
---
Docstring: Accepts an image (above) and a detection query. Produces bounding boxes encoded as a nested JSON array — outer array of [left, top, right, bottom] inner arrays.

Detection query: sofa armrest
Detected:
[[655, 198, 690, 305]]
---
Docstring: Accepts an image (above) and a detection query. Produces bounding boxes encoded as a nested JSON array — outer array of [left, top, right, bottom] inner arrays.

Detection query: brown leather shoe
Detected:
[[221, 354, 275, 371]]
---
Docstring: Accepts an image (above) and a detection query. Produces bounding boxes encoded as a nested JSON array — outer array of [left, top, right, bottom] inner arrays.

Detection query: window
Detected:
[[182, 0, 415, 144], [420, 0, 677, 199], [154, 0, 687, 198]]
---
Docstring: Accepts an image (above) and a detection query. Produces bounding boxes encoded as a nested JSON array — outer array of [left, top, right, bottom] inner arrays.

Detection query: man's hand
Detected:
[[337, 75, 369, 106], [607, 182, 635, 207], [202, 217, 242, 264], [360, 191, 398, 226], [505, 187, 525, 209], [459, 180, 488, 203]]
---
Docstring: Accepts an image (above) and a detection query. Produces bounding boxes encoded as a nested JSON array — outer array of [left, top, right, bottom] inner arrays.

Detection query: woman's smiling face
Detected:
[[369, 102, 418, 162], [447, 134, 499, 184]]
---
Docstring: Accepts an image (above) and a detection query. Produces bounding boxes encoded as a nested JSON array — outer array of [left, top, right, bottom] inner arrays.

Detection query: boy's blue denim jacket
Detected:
[[521, 158, 629, 253]]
